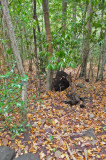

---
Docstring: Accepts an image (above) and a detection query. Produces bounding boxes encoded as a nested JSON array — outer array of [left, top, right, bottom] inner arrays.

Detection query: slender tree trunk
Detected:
[[1, 0, 24, 75], [1, 5, 9, 62], [80, 0, 92, 78], [1, 0, 27, 103], [96, 48, 101, 81], [42, 0, 53, 90], [99, 44, 105, 80], [34, 1, 45, 72], [20, 28, 24, 58], [62, 0, 67, 32], [80, 1, 88, 58], [33, 0, 41, 92], [88, 52, 93, 80], [72, 1, 77, 40], [33, 1, 42, 52], [23, 26, 32, 71], [0, 44, 6, 74], [99, 0, 105, 80], [0, 6, 6, 73]]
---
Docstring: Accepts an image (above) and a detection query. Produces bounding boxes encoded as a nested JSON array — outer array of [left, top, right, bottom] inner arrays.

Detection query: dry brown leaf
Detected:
[[24, 145, 29, 153], [40, 151, 46, 159], [55, 150, 62, 158], [2, 138, 8, 146]]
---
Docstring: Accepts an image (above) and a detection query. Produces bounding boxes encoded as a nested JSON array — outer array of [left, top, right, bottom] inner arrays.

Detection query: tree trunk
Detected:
[[33, 0, 41, 92], [1, 0, 27, 103], [72, 1, 77, 40], [0, 44, 6, 74], [42, 0, 53, 90], [62, 0, 67, 32], [80, 0, 92, 78], [88, 52, 94, 80], [1, 0, 24, 75], [96, 48, 101, 81], [20, 28, 24, 61], [99, 44, 105, 80], [33, 0, 45, 72], [1, 5, 9, 63], [99, 0, 105, 80], [0, 7, 6, 74]]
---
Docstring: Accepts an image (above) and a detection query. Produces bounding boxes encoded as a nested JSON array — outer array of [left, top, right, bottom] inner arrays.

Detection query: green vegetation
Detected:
[[0, 65, 28, 135]]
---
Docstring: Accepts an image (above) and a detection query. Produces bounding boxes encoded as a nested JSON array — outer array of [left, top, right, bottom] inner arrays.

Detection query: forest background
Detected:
[[0, 0, 106, 159]]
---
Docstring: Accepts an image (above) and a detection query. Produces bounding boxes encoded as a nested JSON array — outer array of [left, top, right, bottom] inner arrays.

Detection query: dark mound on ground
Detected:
[[52, 71, 69, 91]]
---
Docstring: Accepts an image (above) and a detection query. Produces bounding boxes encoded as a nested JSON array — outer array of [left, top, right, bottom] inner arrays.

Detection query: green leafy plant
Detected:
[[0, 65, 28, 135]]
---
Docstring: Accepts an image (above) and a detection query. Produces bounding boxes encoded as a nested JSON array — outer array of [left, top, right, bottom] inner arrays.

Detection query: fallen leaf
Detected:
[[84, 148, 88, 160], [2, 138, 8, 146], [24, 145, 29, 153], [40, 151, 46, 159], [55, 150, 61, 158]]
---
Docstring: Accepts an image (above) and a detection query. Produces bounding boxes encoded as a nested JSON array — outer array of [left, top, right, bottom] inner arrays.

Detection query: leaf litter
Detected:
[[0, 71, 106, 160]]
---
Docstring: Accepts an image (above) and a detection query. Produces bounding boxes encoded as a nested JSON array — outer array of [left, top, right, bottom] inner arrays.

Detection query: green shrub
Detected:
[[0, 65, 28, 135]]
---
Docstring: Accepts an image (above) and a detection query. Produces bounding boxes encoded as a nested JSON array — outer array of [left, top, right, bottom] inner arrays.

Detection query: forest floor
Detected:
[[0, 67, 106, 160]]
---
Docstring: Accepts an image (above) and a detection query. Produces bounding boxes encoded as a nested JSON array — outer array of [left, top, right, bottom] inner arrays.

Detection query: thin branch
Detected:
[[8, 0, 13, 6], [66, 142, 76, 160], [84, 148, 88, 160]]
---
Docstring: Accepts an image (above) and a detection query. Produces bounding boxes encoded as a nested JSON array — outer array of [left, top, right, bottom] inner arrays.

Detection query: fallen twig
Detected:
[[66, 142, 76, 160], [52, 132, 83, 138], [59, 112, 72, 120], [84, 148, 88, 160]]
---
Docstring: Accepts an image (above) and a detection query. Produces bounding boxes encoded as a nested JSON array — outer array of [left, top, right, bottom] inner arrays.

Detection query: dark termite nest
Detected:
[[52, 71, 70, 91]]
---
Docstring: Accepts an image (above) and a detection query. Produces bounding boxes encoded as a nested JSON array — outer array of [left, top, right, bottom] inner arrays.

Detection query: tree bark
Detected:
[[1, 0, 27, 103], [96, 48, 101, 81], [42, 0, 53, 90], [33, 0, 41, 92], [80, 0, 92, 78], [1, 0, 24, 75], [0, 44, 6, 74], [99, 44, 105, 80], [72, 1, 77, 40], [0, 3, 8, 62], [99, 0, 105, 80], [62, 0, 67, 32], [0, 6, 6, 74], [33, 0, 45, 72]]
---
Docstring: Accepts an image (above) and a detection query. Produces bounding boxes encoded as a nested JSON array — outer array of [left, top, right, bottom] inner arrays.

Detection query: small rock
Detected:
[[63, 128, 67, 132], [91, 140, 98, 145], [14, 153, 40, 160], [85, 79, 89, 82], [83, 123, 87, 127], [104, 108, 106, 112], [45, 128, 52, 134], [76, 83, 86, 88], [89, 113, 95, 118], [32, 122, 38, 127], [83, 128, 96, 140], [0, 146, 16, 160], [80, 104, 86, 108], [37, 139, 43, 146], [55, 150, 61, 158], [46, 156, 52, 160]]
